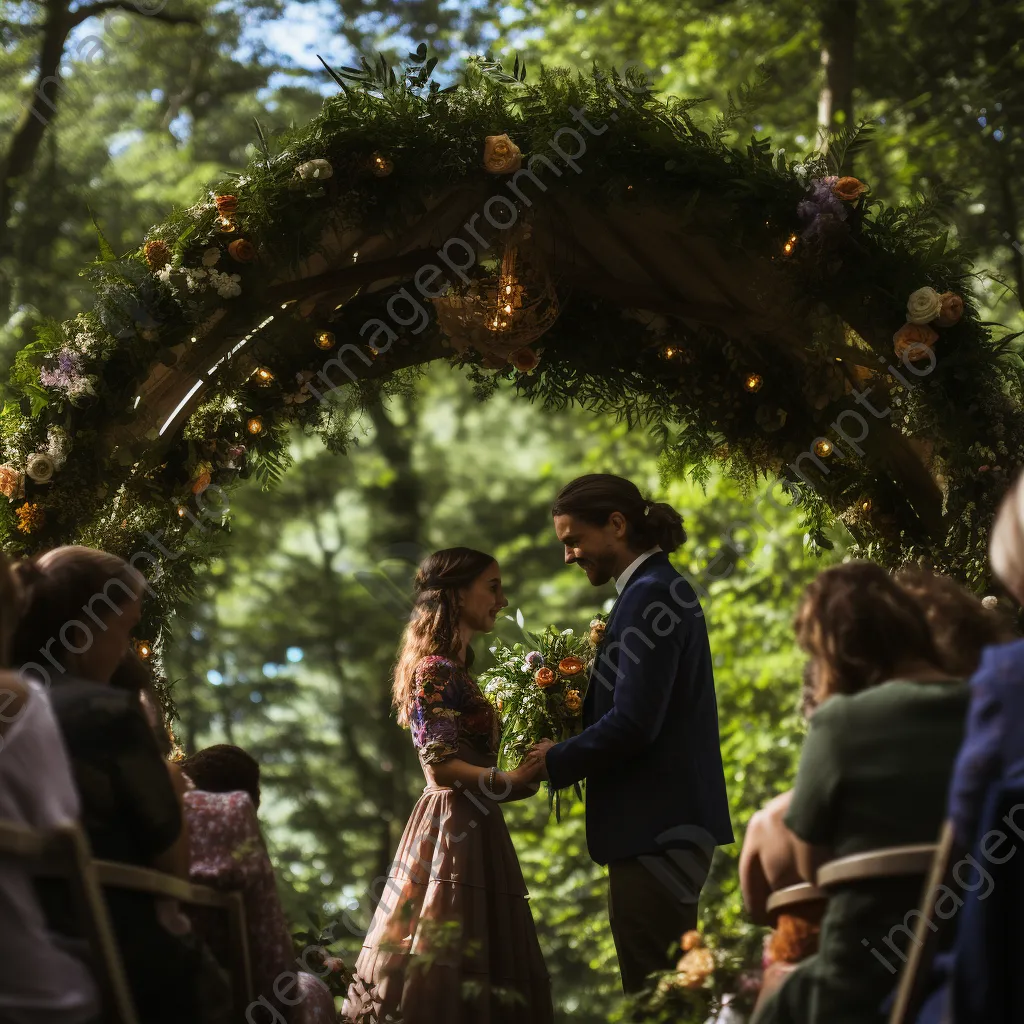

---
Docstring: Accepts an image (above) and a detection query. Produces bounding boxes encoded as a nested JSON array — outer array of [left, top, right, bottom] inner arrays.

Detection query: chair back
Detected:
[[94, 859, 254, 1016], [816, 843, 937, 888], [0, 819, 139, 1024], [887, 821, 956, 1024], [765, 882, 827, 924]]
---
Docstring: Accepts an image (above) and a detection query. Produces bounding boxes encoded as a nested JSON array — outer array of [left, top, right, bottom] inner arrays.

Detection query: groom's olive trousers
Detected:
[[607, 842, 714, 995]]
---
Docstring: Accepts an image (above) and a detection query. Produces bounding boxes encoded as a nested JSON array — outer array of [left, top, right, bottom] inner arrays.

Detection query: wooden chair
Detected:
[[765, 881, 827, 923], [816, 843, 938, 888], [887, 822, 957, 1024], [93, 859, 254, 1016], [0, 819, 139, 1024]]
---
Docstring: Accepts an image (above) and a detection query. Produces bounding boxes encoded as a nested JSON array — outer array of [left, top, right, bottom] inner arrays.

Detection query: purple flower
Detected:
[[40, 347, 91, 398], [525, 651, 545, 670]]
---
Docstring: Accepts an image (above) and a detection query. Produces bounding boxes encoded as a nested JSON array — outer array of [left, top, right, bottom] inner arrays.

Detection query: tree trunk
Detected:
[[817, 0, 858, 145], [0, 0, 70, 310], [365, 395, 425, 904]]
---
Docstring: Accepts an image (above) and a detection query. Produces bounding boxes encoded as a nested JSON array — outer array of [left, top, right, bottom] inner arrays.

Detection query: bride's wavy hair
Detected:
[[392, 547, 496, 726]]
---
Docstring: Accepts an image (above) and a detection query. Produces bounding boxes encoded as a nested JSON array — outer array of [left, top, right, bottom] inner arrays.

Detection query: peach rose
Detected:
[[893, 322, 938, 361], [228, 239, 256, 263], [558, 656, 584, 677], [564, 690, 582, 713], [832, 176, 869, 202], [0, 466, 25, 501], [681, 930, 703, 952], [936, 291, 964, 326], [483, 134, 522, 174], [535, 667, 556, 688]]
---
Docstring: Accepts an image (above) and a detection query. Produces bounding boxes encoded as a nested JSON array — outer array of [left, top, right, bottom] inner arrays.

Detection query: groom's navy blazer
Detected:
[[546, 552, 734, 865]]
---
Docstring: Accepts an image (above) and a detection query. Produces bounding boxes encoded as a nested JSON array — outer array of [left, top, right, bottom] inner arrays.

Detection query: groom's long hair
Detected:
[[392, 546, 496, 726], [552, 474, 687, 553]]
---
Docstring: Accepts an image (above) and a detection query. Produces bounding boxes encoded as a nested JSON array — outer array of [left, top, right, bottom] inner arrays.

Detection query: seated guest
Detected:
[[752, 561, 969, 1024], [11, 546, 217, 1024], [913, 475, 1024, 1022], [895, 567, 1014, 680], [110, 649, 174, 758], [742, 666, 823, 1012], [0, 553, 99, 1024], [181, 745, 336, 1024]]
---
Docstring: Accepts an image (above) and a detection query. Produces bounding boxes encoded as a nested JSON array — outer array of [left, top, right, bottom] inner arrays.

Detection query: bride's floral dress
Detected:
[[342, 655, 553, 1024]]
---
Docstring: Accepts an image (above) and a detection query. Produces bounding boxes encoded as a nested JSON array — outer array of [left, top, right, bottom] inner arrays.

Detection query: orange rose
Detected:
[[832, 176, 869, 202], [936, 291, 964, 327], [511, 347, 540, 372], [558, 656, 584, 677], [535, 667, 556, 688], [893, 322, 938, 361], [228, 238, 257, 262]]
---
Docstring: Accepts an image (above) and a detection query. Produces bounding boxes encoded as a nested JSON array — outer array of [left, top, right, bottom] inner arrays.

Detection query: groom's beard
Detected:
[[576, 555, 615, 587]]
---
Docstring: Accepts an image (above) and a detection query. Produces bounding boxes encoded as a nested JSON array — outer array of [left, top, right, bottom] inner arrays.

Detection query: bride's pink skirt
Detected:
[[342, 785, 553, 1024]]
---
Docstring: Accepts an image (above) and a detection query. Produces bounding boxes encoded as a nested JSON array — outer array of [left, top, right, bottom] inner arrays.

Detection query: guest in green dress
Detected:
[[752, 561, 969, 1024]]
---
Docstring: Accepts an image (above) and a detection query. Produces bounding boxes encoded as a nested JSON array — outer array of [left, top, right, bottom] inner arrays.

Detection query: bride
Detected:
[[343, 547, 553, 1023]]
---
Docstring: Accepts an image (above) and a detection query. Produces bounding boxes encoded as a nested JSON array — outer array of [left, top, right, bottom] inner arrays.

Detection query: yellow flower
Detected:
[[15, 502, 45, 534], [483, 134, 522, 174]]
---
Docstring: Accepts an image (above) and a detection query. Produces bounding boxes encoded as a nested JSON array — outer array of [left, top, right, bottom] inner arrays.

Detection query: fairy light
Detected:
[[744, 373, 763, 393], [814, 439, 833, 457], [316, 331, 336, 350], [135, 640, 153, 660], [247, 417, 264, 435], [782, 233, 799, 256], [256, 367, 274, 384]]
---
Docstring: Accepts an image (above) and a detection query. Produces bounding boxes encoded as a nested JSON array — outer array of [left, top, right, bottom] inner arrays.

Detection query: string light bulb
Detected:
[[660, 344, 679, 360], [216, 216, 237, 234], [247, 417, 264, 435], [782, 233, 799, 256], [371, 153, 394, 177], [176, 505, 188, 518], [135, 640, 153, 660], [256, 367, 274, 384], [315, 331, 336, 350], [861, 498, 872, 513], [744, 373, 763, 393], [814, 439, 833, 457]]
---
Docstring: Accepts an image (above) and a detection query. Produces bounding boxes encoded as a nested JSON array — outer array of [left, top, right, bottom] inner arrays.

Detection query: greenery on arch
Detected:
[[1, 48, 1022, 649]]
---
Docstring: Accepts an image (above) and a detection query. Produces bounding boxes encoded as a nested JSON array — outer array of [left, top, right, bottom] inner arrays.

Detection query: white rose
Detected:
[[202, 248, 221, 266], [25, 453, 55, 483], [215, 272, 242, 298], [906, 286, 943, 324], [296, 159, 333, 181]]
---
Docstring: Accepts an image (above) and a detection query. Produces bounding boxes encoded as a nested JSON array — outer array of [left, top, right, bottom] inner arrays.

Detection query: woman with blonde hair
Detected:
[[0, 550, 100, 1024], [343, 547, 553, 1024]]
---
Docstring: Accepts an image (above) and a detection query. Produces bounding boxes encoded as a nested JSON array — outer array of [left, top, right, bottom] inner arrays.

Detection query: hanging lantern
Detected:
[[744, 373, 763, 393], [432, 223, 559, 367], [315, 331, 336, 350], [247, 417, 264, 435]]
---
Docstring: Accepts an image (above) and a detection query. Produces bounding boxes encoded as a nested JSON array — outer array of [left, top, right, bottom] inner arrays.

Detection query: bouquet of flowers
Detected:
[[479, 610, 607, 818]]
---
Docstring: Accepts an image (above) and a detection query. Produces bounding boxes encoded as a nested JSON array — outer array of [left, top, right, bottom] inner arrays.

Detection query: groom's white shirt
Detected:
[[614, 546, 662, 595]]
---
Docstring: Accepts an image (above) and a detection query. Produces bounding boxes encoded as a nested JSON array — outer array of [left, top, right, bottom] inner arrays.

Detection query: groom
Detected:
[[523, 473, 733, 995]]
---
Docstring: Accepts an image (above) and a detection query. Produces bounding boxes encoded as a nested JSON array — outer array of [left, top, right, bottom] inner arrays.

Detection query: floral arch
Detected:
[[2, 53, 1022, 647]]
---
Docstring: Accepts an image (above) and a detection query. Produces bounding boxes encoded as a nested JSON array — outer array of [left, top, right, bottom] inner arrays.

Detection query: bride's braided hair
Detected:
[[392, 547, 496, 726]]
